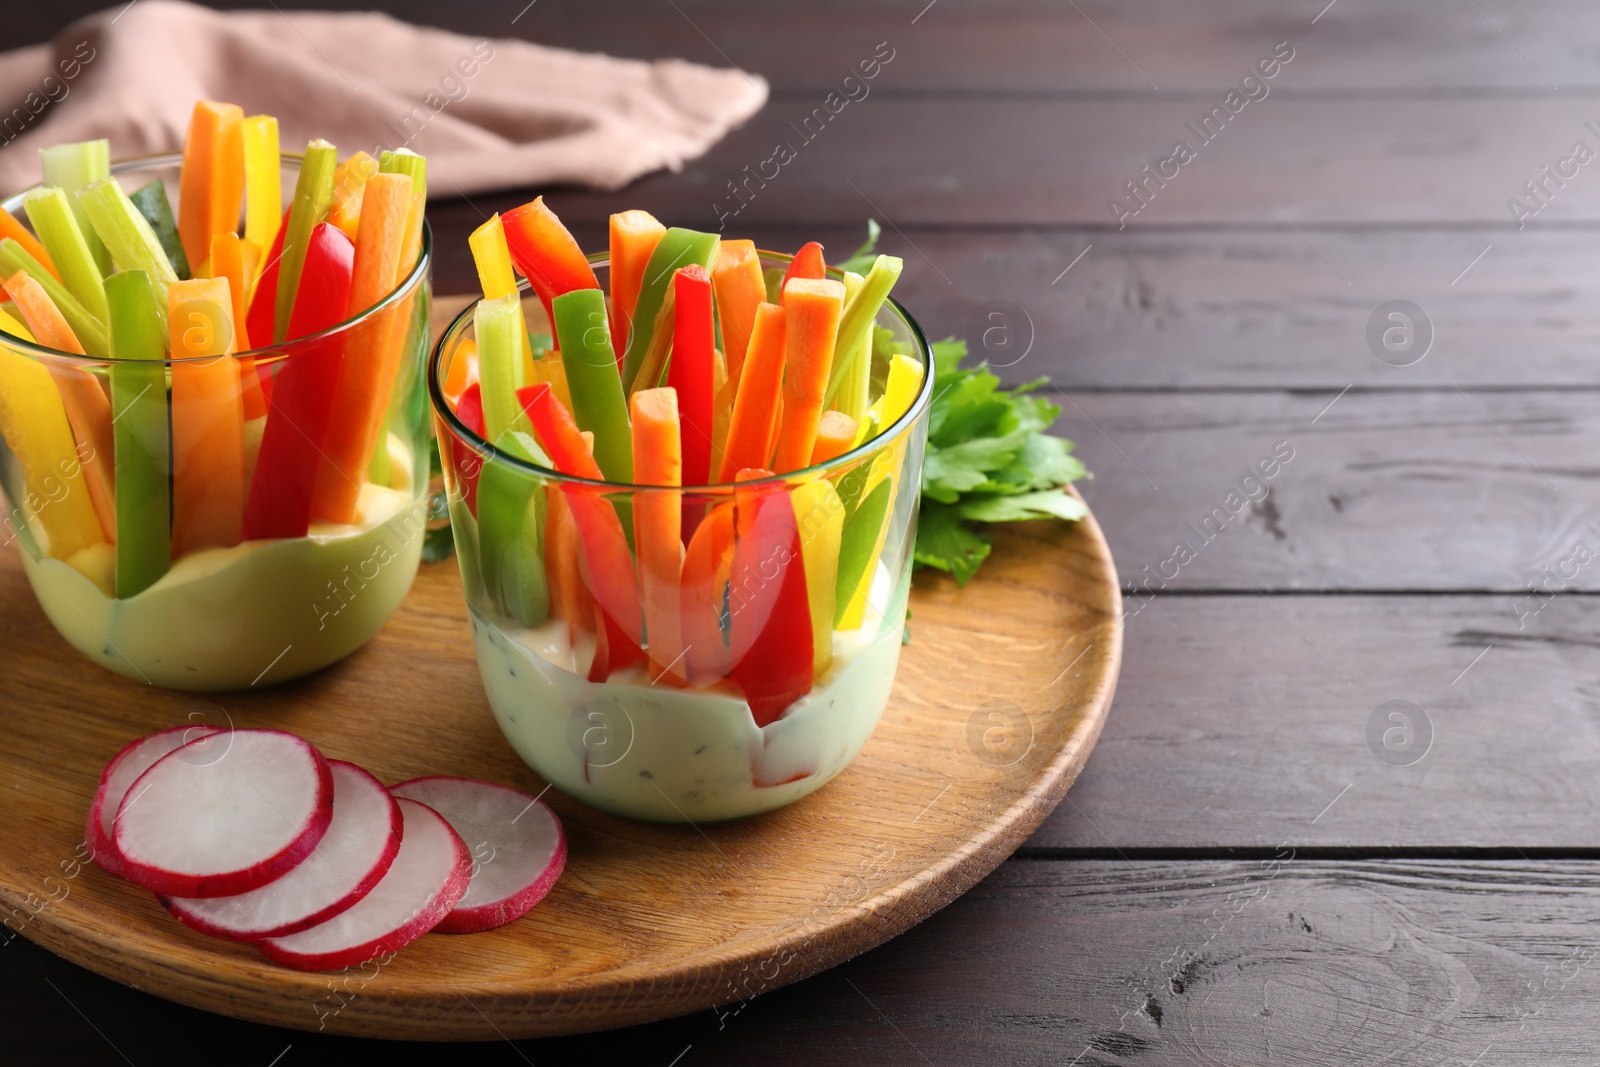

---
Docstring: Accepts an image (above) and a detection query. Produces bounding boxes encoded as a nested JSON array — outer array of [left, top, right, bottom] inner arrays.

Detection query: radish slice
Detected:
[[390, 776, 566, 934], [258, 798, 470, 971], [162, 761, 402, 941], [113, 729, 334, 899], [86, 726, 221, 878]]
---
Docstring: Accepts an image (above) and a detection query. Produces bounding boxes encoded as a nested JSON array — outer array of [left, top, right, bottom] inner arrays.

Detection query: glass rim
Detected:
[[0, 149, 433, 366], [428, 250, 936, 493]]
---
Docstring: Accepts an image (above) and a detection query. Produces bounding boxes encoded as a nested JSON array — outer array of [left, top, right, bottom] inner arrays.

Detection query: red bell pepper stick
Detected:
[[728, 470, 814, 726], [452, 381, 486, 515], [519, 383, 646, 682], [244, 206, 291, 358], [501, 197, 599, 340], [242, 222, 354, 540], [778, 241, 826, 302], [668, 264, 715, 488]]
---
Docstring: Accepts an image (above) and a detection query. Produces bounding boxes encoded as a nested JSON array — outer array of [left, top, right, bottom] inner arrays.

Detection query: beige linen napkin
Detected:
[[0, 0, 767, 198]]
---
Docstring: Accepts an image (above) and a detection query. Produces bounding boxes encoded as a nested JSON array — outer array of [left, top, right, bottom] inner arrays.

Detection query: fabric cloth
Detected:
[[0, 0, 767, 198]]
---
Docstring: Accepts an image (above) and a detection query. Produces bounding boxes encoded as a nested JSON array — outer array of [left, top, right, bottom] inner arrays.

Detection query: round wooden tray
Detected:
[[0, 337, 1121, 1043]]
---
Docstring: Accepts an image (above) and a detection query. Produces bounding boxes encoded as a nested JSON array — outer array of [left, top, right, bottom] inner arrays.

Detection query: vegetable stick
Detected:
[[244, 207, 291, 355], [467, 214, 532, 372], [77, 180, 180, 322], [551, 288, 633, 483], [825, 255, 902, 408], [681, 501, 735, 686], [476, 293, 534, 443], [771, 277, 845, 473], [778, 241, 825, 302], [0, 333, 103, 560], [363, 149, 428, 489], [208, 232, 267, 420], [608, 209, 665, 357], [0, 207, 57, 280], [310, 172, 413, 524], [444, 337, 479, 407], [126, 180, 190, 281], [668, 265, 715, 487], [241, 115, 282, 257], [810, 410, 858, 465], [272, 139, 337, 344], [544, 484, 594, 645], [169, 276, 246, 555], [177, 101, 245, 274], [520, 383, 644, 681], [449, 380, 485, 515], [23, 187, 107, 325], [711, 345, 734, 464], [625, 284, 674, 398], [791, 478, 845, 676], [0, 305, 34, 341], [501, 197, 599, 340], [727, 470, 813, 725], [710, 239, 764, 383], [631, 387, 685, 682], [3, 270, 116, 542], [620, 227, 719, 392], [104, 270, 171, 597], [39, 140, 112, 276], [718, 302, 785, 481], [329, 151, 379, 242], [0, 239, 107, 356], [243, 223, 353, 540]]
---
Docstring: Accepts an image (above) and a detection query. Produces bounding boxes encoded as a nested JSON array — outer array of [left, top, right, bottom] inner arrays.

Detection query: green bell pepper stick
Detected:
[[104, 270, 171, 599], [0, 238, 109, 356], [619, 227, 718, 392], [22, 187, 108, 325], [78, 179, 180, 332], [39, 140, 112, 276], [274, 139, 338, 343], [126, 180, 190, 280], [552, 288, 633, 483], [825, 254, 902, 409], [477, 428, 550, 627]]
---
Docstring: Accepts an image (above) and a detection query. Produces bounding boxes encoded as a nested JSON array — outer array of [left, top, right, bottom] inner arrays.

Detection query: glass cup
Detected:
[[0, 153, 433, 690], [430, 253, 933, 822]]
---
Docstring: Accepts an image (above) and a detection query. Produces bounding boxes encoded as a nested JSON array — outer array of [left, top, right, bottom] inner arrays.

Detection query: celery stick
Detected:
[[553, 288, 633, 483], [379, 148, 428, 202], [478, 428, 550, 627], [127, 181, 190, 281], [0, 238, 108, 356], [104, 270, 171, 598], [837, 272, 872, 423], [22, 187, 107, 324], [825, 254, 902, 408], [39, 140, 112, 276], [78, 180, 179, 332], [476, 293, 534, 441], [619, 227, 718, 392], [273, 139, 338, 343]]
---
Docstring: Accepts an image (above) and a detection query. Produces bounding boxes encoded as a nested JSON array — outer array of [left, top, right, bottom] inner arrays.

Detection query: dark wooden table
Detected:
[[11, 2, 1600, 1063]]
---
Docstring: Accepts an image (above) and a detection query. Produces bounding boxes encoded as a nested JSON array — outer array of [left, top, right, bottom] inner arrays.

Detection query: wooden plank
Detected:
[[1029, 593, 1600, 850], [1059, 389, 1600, 592], [11, 861, 1600, 1063]]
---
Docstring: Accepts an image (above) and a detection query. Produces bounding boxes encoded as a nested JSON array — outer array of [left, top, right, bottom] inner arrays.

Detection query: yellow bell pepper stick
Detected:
[[791, 478, 845, 677], [0, 335, 104, 560], [241, 115, 282, 261]]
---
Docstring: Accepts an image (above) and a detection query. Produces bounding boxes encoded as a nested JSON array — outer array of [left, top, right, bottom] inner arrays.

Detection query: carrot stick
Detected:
[[608, 209, 665, 358], [771, 277, 844, 473], [0, 208, 57, 281], [711, 239, 765, 383], [3, 270, 116, 543], [207, 232, 266, 420], [718, 303, 786, 481], [177, 101, 246, 275], [810, 410, 858, 465], [169, 276, 245, 555], [545, 486, 595, 646], [309, 172, 413, 525], [631, 388, 685, 682], [681, 500, 735, 687]]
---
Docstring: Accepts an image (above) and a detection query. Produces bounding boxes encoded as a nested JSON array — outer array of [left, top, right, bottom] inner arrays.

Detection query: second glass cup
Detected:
[[432, 254, 932, 822]]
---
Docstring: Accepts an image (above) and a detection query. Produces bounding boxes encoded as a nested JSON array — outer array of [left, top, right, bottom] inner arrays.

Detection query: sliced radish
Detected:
[[390, 776, 566, 934], [86, 726, 221, 878], [113, 729, 334, 899], [162, 761, 402, 941], [258, 798, 470, 971]]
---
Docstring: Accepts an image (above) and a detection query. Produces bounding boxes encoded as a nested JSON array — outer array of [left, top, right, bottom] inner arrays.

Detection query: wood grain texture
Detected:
[[1030, 593, 1600, 850], [0, 496, 1120, 1039]]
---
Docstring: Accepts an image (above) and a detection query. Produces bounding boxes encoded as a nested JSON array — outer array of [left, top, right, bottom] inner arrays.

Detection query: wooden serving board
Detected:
[[0, 299, 1122, 1041]]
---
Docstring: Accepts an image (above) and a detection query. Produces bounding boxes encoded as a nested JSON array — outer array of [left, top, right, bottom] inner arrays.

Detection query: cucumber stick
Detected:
[[127, 181, 191, 281], [619, 227, 718, 392]]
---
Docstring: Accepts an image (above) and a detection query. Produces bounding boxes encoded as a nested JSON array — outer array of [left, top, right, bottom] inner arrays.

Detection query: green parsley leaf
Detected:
[[914, 502, 993, 585]]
